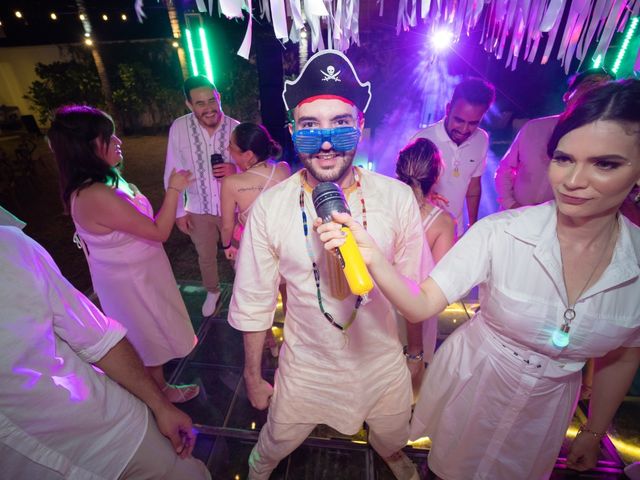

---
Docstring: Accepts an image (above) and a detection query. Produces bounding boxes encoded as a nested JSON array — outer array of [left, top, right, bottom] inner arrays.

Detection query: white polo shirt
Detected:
[[412, 120, 489, 235]]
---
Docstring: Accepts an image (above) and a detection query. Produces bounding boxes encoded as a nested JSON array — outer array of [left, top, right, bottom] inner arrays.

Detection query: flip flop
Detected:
[[162, 383, 200, 403]]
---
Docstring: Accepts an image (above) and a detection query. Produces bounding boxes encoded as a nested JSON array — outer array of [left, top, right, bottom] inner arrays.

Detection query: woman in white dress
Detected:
[[396, 138, 456, 395], [48, 105, 200, 403], [317, 79, 640, 479], [220, 123, 291, 356]]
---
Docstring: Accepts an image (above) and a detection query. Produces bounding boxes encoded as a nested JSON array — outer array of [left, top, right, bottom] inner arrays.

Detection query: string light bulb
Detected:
[[84, 38, 93, 46], [79, 14, 85, 21], [101, 14, 108, 21], [171, 41, 179, 48], [15, 11, 23, 19], [50, 13, 58, 20], [121, 13, 127, 21]]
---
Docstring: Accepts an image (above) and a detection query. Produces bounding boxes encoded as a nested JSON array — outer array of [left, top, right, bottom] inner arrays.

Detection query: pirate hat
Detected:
[[282, 50, 372, 113]]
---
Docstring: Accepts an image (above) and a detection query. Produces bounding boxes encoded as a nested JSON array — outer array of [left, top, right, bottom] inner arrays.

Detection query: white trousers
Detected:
[[248, 406, 411, 479]]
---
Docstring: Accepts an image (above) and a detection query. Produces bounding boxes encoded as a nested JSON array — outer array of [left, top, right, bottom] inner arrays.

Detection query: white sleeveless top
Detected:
[[422, 205, 444, 233]]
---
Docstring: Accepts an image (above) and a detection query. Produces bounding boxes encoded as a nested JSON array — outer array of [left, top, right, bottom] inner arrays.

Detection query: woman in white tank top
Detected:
[[396, 137, 456, 397]]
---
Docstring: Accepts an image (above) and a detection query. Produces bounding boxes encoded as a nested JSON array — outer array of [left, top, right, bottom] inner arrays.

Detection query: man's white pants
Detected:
[[248, 406, 411, 479]]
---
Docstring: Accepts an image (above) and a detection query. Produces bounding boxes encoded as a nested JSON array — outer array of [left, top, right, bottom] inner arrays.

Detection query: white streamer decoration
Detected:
[[134, 0, 639, 71], [237, 0, 253, 59]]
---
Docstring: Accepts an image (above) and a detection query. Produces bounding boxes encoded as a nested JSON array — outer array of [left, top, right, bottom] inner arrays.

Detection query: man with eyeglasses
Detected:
[[164, 76, 240, 317], [228, 50, 425, 480]]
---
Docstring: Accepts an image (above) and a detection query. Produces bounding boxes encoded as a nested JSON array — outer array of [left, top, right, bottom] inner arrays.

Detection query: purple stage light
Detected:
[[431, 28, 454, 51]]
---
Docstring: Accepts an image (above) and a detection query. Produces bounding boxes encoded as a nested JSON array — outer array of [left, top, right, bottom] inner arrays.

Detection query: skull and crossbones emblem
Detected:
[[321, 65, 341, 82]]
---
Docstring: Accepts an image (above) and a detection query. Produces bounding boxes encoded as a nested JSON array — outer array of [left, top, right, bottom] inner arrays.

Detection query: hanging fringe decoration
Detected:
[[134, 0, 640, 70]]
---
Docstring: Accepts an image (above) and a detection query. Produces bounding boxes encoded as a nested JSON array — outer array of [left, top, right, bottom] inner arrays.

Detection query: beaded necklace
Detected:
[[299, 167, 367, 332]]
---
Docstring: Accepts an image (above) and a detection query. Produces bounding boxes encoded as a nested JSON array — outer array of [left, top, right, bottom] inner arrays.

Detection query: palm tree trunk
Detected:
[[75, 0, 116, 115], [165, 0, 189, 80]]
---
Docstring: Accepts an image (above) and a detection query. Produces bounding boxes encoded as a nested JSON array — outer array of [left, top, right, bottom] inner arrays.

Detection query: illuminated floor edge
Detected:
[[166, 281, 636, 479]]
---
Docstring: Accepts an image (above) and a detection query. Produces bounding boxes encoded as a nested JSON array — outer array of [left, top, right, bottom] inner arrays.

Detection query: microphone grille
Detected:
[[312, 182, 350, 222]]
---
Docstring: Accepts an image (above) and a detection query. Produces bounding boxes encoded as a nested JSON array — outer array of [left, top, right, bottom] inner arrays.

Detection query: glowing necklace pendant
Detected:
[[552, 323, 571, 348]]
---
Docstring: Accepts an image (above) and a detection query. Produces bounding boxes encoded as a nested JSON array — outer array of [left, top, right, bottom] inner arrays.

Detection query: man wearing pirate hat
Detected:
[[228, 50, 425, 480]]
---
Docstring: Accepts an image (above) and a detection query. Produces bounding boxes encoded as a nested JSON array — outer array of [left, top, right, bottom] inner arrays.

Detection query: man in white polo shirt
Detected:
[[412, 78, 495, 236]]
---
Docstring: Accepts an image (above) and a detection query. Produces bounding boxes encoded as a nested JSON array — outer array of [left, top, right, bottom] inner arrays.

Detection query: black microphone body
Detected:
[[211, 153, 225, 179], [312, 182, 374, 296]]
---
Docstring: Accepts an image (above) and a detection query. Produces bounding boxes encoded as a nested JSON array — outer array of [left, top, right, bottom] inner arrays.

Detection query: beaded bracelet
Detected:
[[221, 243, 232, 250], [403, 346, 424, 362], [577, 425, 606, 440]]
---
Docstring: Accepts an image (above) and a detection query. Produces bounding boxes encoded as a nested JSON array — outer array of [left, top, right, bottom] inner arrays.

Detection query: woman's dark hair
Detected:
[[47, 105, 117, 212], [232, 123, 282, 161], [396, 138, 443, 196], [548, 78, 640, 157]]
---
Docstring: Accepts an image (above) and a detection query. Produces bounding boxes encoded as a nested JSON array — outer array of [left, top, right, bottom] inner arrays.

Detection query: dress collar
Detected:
[[504, 202, 640, 302]]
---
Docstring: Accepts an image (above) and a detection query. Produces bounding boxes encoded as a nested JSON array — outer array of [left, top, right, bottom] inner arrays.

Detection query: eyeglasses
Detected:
[[292, 127, 360, 154]]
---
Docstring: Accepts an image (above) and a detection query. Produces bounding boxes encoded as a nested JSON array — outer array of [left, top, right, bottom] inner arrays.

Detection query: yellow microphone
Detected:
[[312, 182, 374, 296]]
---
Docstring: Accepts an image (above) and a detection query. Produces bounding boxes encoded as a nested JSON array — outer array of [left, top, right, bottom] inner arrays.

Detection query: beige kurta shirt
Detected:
[[228, 168, 426, 434]]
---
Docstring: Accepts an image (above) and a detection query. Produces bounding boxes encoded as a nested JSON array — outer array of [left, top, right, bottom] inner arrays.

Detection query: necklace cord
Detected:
[[299, 168, 367, 332], [556, 219, 619, 340]]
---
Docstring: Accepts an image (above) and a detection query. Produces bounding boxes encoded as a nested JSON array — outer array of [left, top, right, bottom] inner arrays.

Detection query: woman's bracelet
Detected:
[[221, 242, 232, 249], [577, 425, 606, 440], [403, 346, 424, 362], [167, 186, 181, 193]]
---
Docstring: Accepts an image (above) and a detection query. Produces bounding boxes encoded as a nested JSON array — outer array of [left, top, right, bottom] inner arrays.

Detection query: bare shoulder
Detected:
[[275, 161, 292, 178], [72, 182, 125, 229], [74, 182, 116, 208], [221, 172, 241, 189], [434, 209, 456, 233]]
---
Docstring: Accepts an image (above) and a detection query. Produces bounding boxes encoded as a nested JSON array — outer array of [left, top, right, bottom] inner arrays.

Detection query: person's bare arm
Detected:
[[495, 134, 521, 210], [220, 176, 238, 248], [94, 338, 196, 457], [567, 346, 640, 471], [465, 177, 482, 227], [427, 213, 456, 262], [75, 170, 192, 242]]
